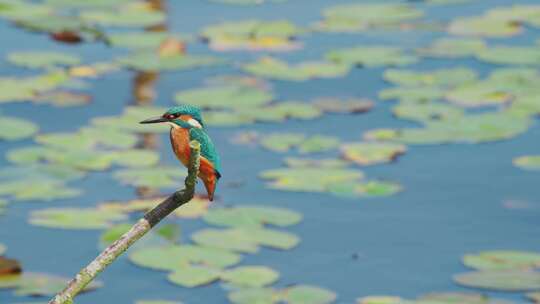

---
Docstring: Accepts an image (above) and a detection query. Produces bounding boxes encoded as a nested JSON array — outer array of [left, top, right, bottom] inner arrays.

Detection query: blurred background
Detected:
[[0, 0, 540, 303]]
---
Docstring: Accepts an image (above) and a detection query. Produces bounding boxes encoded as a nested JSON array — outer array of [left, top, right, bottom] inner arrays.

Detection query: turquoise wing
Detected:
[[189, 127, 221, 175]]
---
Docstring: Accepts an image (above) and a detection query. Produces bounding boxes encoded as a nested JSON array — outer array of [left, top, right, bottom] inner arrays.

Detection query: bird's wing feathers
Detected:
[[189, 128, 221, 175]]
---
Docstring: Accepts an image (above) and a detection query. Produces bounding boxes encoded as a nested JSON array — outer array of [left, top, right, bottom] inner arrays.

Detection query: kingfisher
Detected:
[[140, 105, 221, 201]]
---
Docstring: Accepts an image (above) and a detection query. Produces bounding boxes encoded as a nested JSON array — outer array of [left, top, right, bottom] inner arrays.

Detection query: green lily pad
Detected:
[[260, 166, 364, 193], [221, 266, 279, 287], [81, 6, 165, 27], [210, 0, 287, 5], [357, 296, 403, 304], [175, 84, 273, 110], [32, 91, 91, 107], [418, 38, 487, 58], [313, 98, 374, 114], [7, 51, 80, 69], [392, 102, 465, 123], [168, 266, 221, 287], [287, 285, 337, 304], [317, 3, 423, 32], [383, 68, 477, 87], [417, 292, 514, 304], [284, 157, 349, 168], [203, 205, 302, 228], [463, 251, 540, 270], [192, 227, 299, 253], [385, 112, 531, 144], [454, 270, 540, 291], [243, 57, 350, 81], [326, 46, 417, 68], [0, 165, 83, 201], [136, 301, 182, 304], [201, 20, 302, 51], [379, 86, 445, 103], [341, 142, 406, 166], [514, 156, 540, 170], [91, 106, 167, 133], [129, 245, 241, 271], [108, 32, 186, 49], [114, 166, 186, 188], [448, 15, 522, 37], [0, 272, 101, 296], [117, 52, 223, 72], [446, 83, 512, 107], [476, 46, 540, 65], [329, 180, 403, 198], [0, 116, 38, 141], [259, 133, 338, 153], [29, 208, 127, 229], [228, 285, 336, 304]]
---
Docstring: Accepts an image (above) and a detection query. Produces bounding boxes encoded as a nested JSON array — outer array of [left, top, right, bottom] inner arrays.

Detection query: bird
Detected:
[[140, 105, 221, 201]]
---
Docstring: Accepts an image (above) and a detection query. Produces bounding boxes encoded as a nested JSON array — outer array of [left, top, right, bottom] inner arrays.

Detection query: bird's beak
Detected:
[[140, 116, 168, 124]]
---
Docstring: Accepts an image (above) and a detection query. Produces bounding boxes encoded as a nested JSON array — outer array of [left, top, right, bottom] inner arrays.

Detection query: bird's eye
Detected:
[[165, 114, 176, 120]]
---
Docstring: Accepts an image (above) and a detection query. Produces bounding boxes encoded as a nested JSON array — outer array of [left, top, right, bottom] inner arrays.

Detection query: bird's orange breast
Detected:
[[170, 127, 191, 166]]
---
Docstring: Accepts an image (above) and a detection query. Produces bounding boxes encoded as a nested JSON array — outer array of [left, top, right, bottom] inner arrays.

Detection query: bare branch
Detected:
[[48, 140, 201, 304]]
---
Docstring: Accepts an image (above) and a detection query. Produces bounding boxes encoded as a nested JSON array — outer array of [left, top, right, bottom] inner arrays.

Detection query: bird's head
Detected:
[[140, 105, 204, 129]]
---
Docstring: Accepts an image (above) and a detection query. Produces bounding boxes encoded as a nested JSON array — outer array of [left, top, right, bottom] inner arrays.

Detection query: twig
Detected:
[[48, 141, 201, 304]]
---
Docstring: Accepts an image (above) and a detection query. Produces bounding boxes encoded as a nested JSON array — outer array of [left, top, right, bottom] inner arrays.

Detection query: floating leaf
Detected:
[[260, 167, 364, 193], [317, 3, 423, 32], [129, 245, 241, 271], [326, 46, 417, 68], [117, 52, 223, 72], [108, 32, 186, 49], [136, 301, 182, 304], [114, 166, 186, 188], [448, 15, 522, 37], [418, 38, 487, 58], [463, 251, 540, 270], [201, 20, 302, 51], [29, 208, 127, 230], [476, 46, 540, 66], [7, 51, 80, 69], [33, 91, 91, 107], [0, 116, 38, 141], [454, 270, 540, 291], [203, 205, 302, 228], [383, 68, 477, 87], [228, 287, 276, 304], [243, 57, 350, 81], [167, 266, 221, 287], [514, 156, 540, 171], [287, 285, 337, 304], [221, 266, 279, 287], [341, 142, 406, 166], [379, 86, 445, 103], [192, 227, 299, 253], [0, 272, 100, 296], [314, 98, 373, 114], [81, 5, 165, 27], [392, 102, 464, 123], [175, 84, 273, 110]]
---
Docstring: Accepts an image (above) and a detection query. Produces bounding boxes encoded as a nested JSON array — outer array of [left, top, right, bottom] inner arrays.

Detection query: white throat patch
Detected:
[[187, 118, 203, 129]]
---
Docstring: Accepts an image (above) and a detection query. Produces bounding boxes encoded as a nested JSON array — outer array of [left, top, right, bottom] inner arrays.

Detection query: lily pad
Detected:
[[314, 98, 374, 114], [243, 57, 350, 81], [221, 266, 279, 287], [201, 20, 302, 51], [326, 46, 417, 68], [317, 3, 423, 32], [7, 51, 80, 69], [260, 166, 364, 193], [341, 142, 406, 166], [167, 266, 221, 287], [514, 156, 540, 171], [129, 245, 241, 270], [203, 205, 302, 228], [287, 285, 337, 304], [454, 270, 540, 291], [114, 166, 186, 188], [108, 32, 186, 49], [448, 15, 522, 37], [29, 208, 127, 229], [228, 285, 336, 304], [379, 86, 445, 103], [0, 116, 38, 141], [81, 5, 165, 27], [383, 68, 477, 87], [463, 251, 540, 270], [192, 227, 299, 253], [0, 272, 101, 296], [476, 46, 540, 65], [117, 52, 223, 72], [418, 38, 487, 58], [392, 102, 464, 123], [175, 84, 273, 110]]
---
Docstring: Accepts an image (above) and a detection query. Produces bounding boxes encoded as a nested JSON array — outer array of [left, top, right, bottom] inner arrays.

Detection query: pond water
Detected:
[[1, 0, 540, 303]]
